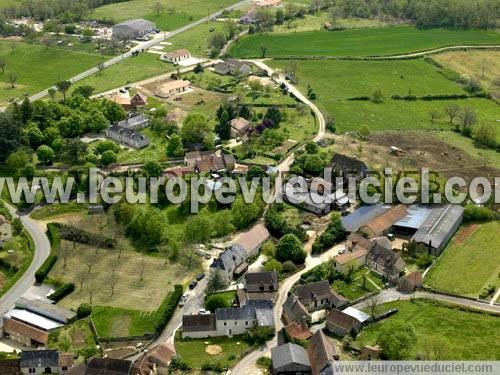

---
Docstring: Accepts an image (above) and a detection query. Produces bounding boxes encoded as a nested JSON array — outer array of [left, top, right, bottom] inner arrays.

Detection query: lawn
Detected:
[[70, 52, 171, 95], [269, 59, 465, 99], [205, 290, 237, 308], [30, 203, 88, 220], [229, 26, 500, 58], [115, 127, 170, 163], [175, 332, 251, 369], [433, 50, 500, 99], [332, 267, 383, 300], [92, 0, 239, 30], [424, 221, 500, 298], [91, 306, 159, 337], [0, 41, 103, 105], [355, 299, 500, 360]]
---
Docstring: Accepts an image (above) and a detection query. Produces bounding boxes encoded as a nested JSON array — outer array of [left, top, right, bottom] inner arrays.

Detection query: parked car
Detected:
[[178, 292, 190, 307], [196, 273, 205, 281], [189, 280, 198, 289], [338, 246, 346, 255], [198, 308, 210, 315]]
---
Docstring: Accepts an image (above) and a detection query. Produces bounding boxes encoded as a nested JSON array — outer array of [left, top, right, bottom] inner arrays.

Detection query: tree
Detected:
[[275, 9, 285, 24], [97, 62, 105, 75], [371, 88, 384, 103], [48, 88, 57, 100], [8, 73, 17, 88], [460, 106, 476, 136], [239, 104, 251, 120], [305, 141, 319, 154], [474, 123, 496, 148], [429, 110, 440, 125], [72, 85, 95, 98], [207, 270, 228, 294], [0, 112, 22, 162], [276, 234, 306, 265], [86, 109, 109, 133], [366, 295, 379, 320], [231, 196, 263, 230], [55, 80, 72, 102], [166, 134, 184, 157], [208, 32, 226, 51], [359, 125, 370, 138], [264, 106, 282, 126], [264, 259, 283, 274], [7, 149, 31, 171], [77, 303, 92, 319], [182, 113, 211, 144], [215, 119, 231, 140], [184, 214, 212, 243], [142, 159, 163, 177], [444, 104, 460, 124], [0, 57, 5, 73], [36, 145, 54, 165], [193, 63, 204, 74], [63, 139, 87, 164], [100, 150, 117, 166], [205, 294, 230, 312], [260, 45, 268, 58], [377, 322, 417, 360], [24, 123, 43, 148]]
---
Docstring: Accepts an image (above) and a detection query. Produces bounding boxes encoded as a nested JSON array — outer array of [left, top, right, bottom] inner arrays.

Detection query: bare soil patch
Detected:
[[206, 345, 223, 355], [453, 224, 479, 245], [71, 329, 86, 348]]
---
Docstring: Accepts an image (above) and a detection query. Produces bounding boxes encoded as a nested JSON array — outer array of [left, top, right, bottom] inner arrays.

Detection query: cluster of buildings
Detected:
[[106, 92, 147, 112], [163, 150, 237, 177], [182, 271, 277, 339], [213, 59, 252, 76], [105, 113, 150, 149], [240, 0, 283, 24]]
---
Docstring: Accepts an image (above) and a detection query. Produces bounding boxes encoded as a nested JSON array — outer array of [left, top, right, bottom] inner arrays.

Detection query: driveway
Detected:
[[0, 204, 51, 317]]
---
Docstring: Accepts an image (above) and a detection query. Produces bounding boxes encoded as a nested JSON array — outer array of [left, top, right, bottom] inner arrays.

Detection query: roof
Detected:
[[134, 343, 175, 374], [398, 271, 423, 291], [20, 350, 59, 368], [254, 305, 275, 327], [211, 244, 248, 274], [341, 205, 391, 233], [157, 80, 191, 95], [361, 204, 408, 237], [0, 359, 20, 375], [107, 95, 131, 106], [182, 314, 216, 332], [3, 317, 48, 344], [335, 248, 368, 265], [85, 357, 132, 375], [411, 204, 464, 250], [230, 117, 250, 131], [131, 92, 147, 104], [107, 124, 149, 144], [282, 294, 310, 323], [295, 281, 347, 307], [216, 305, 255, 321], [245, 271, 278, 293], [272, 343, 310, 370], [307, 330, 337, 375], [394, 205, 434, 230], [342, 307, 370, 323], [5, 308, 64, 331], [117, 114, 149, 129], [165, 49, 190, 58], [346, 232, 373, 252], [236, 223, 270, 255], [367, 244, 405, 275], [16, 297, 76, 323], [284, 321, 312, 341], [326, 308, 360, 331], [114, 18, 155, 31]]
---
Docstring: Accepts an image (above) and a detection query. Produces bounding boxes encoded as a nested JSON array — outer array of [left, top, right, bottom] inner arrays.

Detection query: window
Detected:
[[224, 322, 227, 326], [245, 321, 248, 326], [29, 369, 36, 374], [235, 321, 237, 325]]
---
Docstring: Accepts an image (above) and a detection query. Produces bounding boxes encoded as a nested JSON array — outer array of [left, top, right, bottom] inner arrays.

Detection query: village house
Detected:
[[282, 294, 311, 325], [236, 222, 271, 258], [334, 248, 368, 275], [182, 301, 274, 339], [118, 113, 149, 130], [161, 49, 191, 64], [238, 271, 279, 306], [185, 151, 237, 174], [213, 59, 252, 76], [0, 358, 20, 375], [366, 241, 405, 282], [107, 93, 148, 111], [156, 80, 191, 98], [210, 244, 248, 283], [230, 117, 251, 138], [20, 350, 60, 375], [271, 343, 311, 375], [132, 343, 176, 374], [398, 270, 423, 292], [284, 319, 312, 342], [307, 330, 339, 375], [294, 281, 348, 312], [112, 18, 156, 40], [130, 92, 148, 109], [106, 123, 149, 149], [329, 153, 369, 182], [326, 307, 370, 337]]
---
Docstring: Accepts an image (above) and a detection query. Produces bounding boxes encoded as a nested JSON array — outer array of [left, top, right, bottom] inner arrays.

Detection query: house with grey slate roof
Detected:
[[210, 244, 248, 283], [20, 350, 59, 375], [271, 343, 311, 375]]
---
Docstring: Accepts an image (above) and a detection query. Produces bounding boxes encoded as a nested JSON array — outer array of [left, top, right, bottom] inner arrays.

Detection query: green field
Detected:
[[92, 0, 238, 30], [230, 26, 500, 58], [91, 306, 158, 337], [0, 41, 102, 105], [424, 222, 500, 297], [270, 58, 465, 99], [355, 299, 500, 360]]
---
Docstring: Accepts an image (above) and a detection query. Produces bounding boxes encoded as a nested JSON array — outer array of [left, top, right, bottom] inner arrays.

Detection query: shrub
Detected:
[[53, 223, 115, 249], [463, 204, 493, 222], [257, 356, 272, 369], [169, 358, 191, 372], [245, 326, 274, 346], [201, 362, 225, 372], [48, 283, 75, 302], [264, 259, 283, 274], [77, 303, 92, 319], [205, 294, 230, 312], [35, 255, 58, 283], [282, 260, 297, 274], [276, 234, 306, 265]]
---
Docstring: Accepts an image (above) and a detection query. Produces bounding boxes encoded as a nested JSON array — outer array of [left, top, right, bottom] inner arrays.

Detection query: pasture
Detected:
[[92, 0, 238, 30], [270, 58, 465, 99], [355, 299, 500, 360], [424, 221, 500, 298], [229, 26, 500, 58], [0, 41, 102, 105]]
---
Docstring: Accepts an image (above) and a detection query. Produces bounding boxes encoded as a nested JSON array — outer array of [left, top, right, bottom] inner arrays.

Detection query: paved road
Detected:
[[26, 0, 252, 103], [0, 204, 51, 317]]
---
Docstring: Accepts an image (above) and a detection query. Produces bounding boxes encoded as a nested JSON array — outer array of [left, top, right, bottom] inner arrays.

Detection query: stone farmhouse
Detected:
[[230, 117, 251, 138], [106, 123, 149, 149]]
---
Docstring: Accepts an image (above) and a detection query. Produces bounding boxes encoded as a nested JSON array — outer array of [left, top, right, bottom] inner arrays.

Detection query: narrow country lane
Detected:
[[0, 203, 51, 317]]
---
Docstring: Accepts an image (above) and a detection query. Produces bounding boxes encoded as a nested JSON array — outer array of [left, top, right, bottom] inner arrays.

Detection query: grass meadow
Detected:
[[92, 0, 238, 30], [0, 41, 102, 105], [355, 299, 500, 360], [230, 26, 500, 58], [424, 221, 500, 297]]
